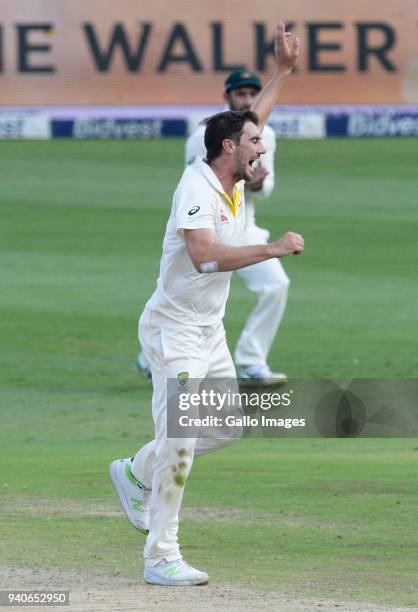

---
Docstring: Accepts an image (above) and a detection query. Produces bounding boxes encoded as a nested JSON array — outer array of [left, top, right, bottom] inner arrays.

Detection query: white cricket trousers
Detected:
[[234, 226, 290, 367], [132, 308, 238, 564]]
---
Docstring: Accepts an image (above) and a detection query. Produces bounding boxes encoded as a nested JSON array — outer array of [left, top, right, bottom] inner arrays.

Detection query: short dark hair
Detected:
[[201, 110, 259, 163]]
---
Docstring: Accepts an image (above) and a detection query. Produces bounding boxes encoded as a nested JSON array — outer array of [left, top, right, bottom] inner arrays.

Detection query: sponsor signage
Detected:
[[0, 0, 417, 105]]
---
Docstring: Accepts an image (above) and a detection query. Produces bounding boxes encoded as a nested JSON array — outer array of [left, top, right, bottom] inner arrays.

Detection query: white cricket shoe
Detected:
[[109, 458, 150, 533], [239, 364, 288, 387], [136, 352, 152, 382], [144, 558, 209, 586]]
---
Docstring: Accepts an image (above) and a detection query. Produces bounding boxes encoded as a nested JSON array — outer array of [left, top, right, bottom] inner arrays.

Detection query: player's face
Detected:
[[225, 87, 260, 111], [234, 121, 266, 181]]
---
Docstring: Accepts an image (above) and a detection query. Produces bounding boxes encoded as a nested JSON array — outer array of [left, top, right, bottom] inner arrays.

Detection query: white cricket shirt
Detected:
[[146, 157, 245, 326]]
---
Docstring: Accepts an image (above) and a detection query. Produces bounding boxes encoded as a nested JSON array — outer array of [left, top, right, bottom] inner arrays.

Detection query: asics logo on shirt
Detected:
[[188, 206, 200, 216]]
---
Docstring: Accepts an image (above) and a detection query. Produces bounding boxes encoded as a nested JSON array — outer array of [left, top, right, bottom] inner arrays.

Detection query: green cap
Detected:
[[224, 69, 262, 93]]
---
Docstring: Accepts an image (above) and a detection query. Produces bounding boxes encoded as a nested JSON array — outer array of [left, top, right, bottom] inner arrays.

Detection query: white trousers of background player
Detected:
[[234, 226, 290, 368], [132, 308, 239, 565]]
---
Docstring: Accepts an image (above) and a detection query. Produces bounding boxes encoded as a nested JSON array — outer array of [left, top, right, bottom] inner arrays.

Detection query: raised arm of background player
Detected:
[[185, 21, 302, 273], [246, 21, 298, 196], [251, 21, 299, 131]]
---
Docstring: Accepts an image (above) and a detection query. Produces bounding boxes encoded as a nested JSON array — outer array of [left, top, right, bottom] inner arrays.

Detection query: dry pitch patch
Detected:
[[2, 496, 301, 525], [1, 566, 414, 612], [2, 497, 417, 611], [2, 496, 353, 530]]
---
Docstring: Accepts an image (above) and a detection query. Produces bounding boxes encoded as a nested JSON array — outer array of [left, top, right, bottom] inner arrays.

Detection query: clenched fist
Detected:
[[272, 231, 304, 258]]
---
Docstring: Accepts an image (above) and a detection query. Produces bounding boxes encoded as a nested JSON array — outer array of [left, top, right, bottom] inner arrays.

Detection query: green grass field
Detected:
[[0, 138, 417, 608]]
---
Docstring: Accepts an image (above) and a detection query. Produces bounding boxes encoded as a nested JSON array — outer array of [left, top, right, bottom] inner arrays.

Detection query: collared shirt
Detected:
[[146, 158, 245, 325]]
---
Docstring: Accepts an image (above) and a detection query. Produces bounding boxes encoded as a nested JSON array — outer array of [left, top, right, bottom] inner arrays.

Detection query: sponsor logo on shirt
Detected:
[[220, 209, 228, 223], [188, 206, 200, 216]]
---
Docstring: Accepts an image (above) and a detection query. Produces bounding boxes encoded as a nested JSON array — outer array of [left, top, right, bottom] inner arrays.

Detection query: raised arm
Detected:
[[251, 21, 300, 131]]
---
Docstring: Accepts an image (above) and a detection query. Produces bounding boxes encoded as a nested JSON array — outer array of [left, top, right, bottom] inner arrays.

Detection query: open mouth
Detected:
[[248, 159, 256, 167]]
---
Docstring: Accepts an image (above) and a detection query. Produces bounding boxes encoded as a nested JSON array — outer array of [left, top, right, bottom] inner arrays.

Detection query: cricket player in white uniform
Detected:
[[111, 22, 302, 587], [138, 70, 289, 385]]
